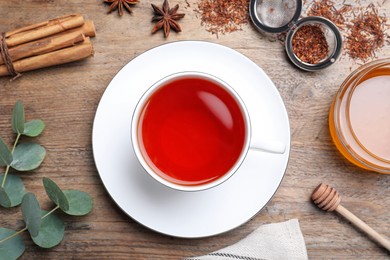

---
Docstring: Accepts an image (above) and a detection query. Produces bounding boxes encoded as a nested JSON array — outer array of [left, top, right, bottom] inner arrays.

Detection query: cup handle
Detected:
[[249, 135, 286, 154]]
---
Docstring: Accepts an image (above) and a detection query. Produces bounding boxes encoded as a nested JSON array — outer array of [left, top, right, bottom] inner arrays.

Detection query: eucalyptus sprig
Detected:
[[0, 100, 46, 208], [0, 101, 94, 259], [0, 177, 93, 259]]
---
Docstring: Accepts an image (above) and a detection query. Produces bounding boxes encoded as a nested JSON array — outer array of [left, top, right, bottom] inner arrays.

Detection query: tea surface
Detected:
[[138, 77, 246, 186]]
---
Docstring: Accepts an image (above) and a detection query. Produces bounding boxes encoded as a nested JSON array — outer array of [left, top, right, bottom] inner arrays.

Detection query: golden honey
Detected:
[[329, 58, 390, 174]]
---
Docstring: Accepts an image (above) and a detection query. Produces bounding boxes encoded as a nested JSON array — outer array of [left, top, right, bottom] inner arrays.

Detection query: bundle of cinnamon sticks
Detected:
[[0, 14, 95, 78]]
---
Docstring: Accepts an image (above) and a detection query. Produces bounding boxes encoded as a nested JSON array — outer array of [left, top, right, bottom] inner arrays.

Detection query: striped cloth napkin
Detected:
[[186, 219, 308, 260]]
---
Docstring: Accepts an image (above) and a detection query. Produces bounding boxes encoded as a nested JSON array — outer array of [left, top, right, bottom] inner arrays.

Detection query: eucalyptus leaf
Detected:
[[11, 143, 46, 171], [31, 210, 64, 248], [23, 120, 45, 137], [0, 227, 25, 260], [0, 173, 26, 207], [21, 193, 41, 238], [0, 186, 11, 208], [63, 190, 93, 216], [0, 138, 12, 167], [12, 100, 25, 134], [42, 177, 69, 211]]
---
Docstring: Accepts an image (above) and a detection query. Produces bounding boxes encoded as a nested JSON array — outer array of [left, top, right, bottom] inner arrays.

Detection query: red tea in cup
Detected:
[[136, 74, 246, 187]]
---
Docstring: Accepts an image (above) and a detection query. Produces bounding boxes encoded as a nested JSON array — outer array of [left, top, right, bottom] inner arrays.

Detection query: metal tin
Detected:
[[249, 0, 342, 71]]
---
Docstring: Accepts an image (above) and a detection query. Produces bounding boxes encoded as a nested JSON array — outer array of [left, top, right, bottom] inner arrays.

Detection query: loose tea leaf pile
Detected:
[[306, 0, 389, 62], [345, 4, 387, 61], [0, 101, 93, 260], [196, 0, 250, 35]]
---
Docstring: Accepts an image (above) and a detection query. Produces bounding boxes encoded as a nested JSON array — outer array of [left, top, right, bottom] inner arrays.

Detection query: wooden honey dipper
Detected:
[[311, 183, 390, 251]]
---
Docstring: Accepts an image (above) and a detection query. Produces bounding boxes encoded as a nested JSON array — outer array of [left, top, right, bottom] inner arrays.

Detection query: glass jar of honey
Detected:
[[329, 58, 390, 174]]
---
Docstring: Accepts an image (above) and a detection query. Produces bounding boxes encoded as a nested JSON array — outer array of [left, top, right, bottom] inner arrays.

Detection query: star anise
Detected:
[[104, 0, 138, 16], [151, 0, 185, 37]]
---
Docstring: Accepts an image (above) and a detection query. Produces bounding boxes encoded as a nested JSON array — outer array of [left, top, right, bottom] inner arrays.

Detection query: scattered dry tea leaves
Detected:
[[345, 4, 387, 61], [195, 0, 250, 35], [306, 0, 389, 62], [307, 0, 352, 29]]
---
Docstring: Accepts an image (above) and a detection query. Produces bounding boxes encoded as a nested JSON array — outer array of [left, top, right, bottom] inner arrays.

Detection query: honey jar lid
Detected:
[[347, 76, 390, 163], [249, 0, 342, 71]]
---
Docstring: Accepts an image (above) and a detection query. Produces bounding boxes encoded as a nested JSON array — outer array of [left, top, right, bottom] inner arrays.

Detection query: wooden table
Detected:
[[0, 0, 389, 259]]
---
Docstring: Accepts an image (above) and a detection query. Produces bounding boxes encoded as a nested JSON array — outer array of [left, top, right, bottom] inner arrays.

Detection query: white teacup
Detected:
[[131, 72, 285, 192]]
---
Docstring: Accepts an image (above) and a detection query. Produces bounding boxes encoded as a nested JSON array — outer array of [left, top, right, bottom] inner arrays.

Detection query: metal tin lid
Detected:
[[249, 0, 302, 33], [249, 0, 342, 71]]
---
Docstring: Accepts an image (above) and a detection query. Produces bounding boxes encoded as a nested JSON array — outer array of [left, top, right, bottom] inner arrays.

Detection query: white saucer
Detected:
[[92, 41, 290, 238]]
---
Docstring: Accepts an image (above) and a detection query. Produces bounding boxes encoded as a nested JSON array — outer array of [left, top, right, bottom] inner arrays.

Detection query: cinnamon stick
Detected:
[[5, 14, 85, 47], [61, 20, 96, 38], [0, 32, 85, 65], [0, 38, 93, 76], [1, 21, 96, 65]]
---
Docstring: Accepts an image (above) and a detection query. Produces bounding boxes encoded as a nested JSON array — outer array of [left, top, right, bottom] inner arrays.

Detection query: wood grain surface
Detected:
[[0, 0, 389, 259]]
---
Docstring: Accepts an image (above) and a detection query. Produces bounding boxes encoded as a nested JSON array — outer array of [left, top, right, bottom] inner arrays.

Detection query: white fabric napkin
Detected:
[[186, 219, 308, 260]]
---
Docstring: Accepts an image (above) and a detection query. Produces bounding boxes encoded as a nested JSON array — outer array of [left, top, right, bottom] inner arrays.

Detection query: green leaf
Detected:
[[0, 173, 26, 207], [63, 190, 93, 216], [11, 143, 46, 171], [12, 100, 25, 134], [23, 120, 45, 137], [31, 210, 64, 248], [42, 177, 69, 211], [0, 138, 12, 167], [21, 193, 41, 238], [0, 227, 25, 260], [0, 186, 11, 208]]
